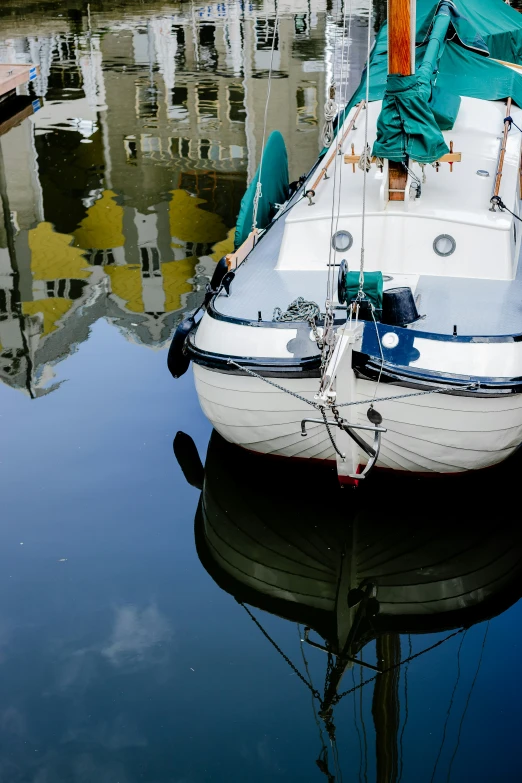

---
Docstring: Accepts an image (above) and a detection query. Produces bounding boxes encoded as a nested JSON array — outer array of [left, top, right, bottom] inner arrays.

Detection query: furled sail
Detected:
[[341, 0, 522, 144], [234, 130, 289, 249], [373, 2, 456, 163]]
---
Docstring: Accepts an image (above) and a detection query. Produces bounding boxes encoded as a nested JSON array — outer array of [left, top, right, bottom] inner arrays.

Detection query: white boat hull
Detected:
[[193, 364, 522, 474]]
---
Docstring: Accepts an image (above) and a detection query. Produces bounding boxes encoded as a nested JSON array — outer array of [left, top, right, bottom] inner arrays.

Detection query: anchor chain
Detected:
[[239, 602, 322, 701]]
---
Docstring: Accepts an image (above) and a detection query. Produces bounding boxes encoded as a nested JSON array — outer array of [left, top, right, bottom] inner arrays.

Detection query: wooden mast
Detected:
[[372, 634, 401, 782], [387, 0, 415, 201]]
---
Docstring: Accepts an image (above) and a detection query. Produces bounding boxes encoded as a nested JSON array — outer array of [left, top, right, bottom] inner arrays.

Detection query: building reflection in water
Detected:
[[0, 0, 377, 396]]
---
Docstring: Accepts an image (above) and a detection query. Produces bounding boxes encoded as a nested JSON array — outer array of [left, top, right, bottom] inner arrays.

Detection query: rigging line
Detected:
[[445, 622, 490, 783], [325, 0, 352, 314], [297, 624, 332, 766], [358, 1, 373, 293], [429, 630, 468, 783], [398, 635, 413, 783], [360, 654, 369, 783], [226, 357, 477, 409], [369, 304, 384, 403], [351, 667, 364, 783], [326, 0, 352, 308], [334, 629, 465, 704], [239, 602, 322, 701], [490, 195, 522, 222], [329, 0, 354, 306], [252, 4, 279, 233]]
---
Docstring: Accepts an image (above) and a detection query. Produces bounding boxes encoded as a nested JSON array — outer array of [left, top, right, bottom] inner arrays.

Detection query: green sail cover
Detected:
[[332, 0, 522, 154], [234, 130, 289, 250], [373, 2, 453, 163]]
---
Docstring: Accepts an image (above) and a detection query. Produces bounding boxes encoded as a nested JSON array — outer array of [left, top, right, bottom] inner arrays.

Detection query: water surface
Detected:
[[1, 2, 521, 781]]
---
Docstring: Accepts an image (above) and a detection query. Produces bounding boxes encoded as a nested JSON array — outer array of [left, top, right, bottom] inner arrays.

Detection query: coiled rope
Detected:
[[321, 84, 339, 148]]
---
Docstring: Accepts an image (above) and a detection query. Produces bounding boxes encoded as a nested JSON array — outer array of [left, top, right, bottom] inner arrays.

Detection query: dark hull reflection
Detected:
[[194, 433, 522, 657]]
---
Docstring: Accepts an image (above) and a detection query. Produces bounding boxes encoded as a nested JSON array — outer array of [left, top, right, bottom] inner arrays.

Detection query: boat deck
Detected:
[[214, 208, 522, 337], [215, 95, 522, 339]]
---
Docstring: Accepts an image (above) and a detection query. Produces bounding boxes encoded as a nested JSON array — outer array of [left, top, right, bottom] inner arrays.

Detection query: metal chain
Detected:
[[227, 359, 323, 409], [239, 602, 322, 701], [335, 382, 478, 407], [273, 297, 322, 323], [332, 628, 465, 705], [321, 407, 345, 460], [240, 605, 464, 712], [226, 358, 478, 410]]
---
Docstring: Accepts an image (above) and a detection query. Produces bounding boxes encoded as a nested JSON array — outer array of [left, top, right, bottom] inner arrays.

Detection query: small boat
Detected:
[[176, 431, 522, 779], [169, 0, 522, 481]]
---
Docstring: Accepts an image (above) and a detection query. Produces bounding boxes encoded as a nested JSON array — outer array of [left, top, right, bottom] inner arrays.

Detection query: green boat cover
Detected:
[[333, 0, 522, 162], [373, 2, 455, 163], [344, 271, 384, 311], [234, 130, 289, 250], [429, 85, 461, 131]]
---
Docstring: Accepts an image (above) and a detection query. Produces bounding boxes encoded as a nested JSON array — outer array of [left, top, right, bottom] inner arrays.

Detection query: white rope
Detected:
[[358, 5, 373, 293], [358, 142, 372, 172], [321, 85, 338, 148], [325, 0, 354, 309], [252, 10, 279, 233]]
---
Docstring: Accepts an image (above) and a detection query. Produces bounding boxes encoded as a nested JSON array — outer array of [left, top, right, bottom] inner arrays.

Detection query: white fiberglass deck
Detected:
[[215, 96, 522, 337]]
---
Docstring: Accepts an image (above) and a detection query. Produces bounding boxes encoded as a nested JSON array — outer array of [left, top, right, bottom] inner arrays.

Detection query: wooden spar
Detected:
[[372, 635, 401, 783], [388, 0, 414, 75], [492, 97, 513, 203], [387, 0, 415, 201], [307, 101, 365, 194]]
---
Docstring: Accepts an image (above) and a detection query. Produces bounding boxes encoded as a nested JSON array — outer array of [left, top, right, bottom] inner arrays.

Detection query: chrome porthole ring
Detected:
[[433, 234, 456, 257], [332, 230, 353, 253]]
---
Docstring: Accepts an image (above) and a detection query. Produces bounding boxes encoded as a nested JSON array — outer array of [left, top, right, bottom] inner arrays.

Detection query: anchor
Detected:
[[301, 415, 386, 479]]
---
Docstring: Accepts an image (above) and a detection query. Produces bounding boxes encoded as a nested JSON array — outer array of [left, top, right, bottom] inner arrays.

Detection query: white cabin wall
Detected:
[[277, 215, 513, 280]]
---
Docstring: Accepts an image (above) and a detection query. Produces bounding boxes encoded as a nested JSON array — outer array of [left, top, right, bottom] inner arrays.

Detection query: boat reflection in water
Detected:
[[175, 431, 522, 781]]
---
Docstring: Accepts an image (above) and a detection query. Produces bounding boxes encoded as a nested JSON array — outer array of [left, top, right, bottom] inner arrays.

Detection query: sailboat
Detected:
[[169, 0, 522, 480], [175, 430, 522, 780]]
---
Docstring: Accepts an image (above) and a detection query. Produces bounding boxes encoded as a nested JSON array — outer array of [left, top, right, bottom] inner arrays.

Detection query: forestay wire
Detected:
[[326, 0, 354, 309], [252, 9, 279, 233], [358, 2, 373, 295]]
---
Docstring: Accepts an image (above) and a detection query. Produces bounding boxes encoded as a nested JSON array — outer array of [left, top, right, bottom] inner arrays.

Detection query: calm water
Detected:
[[1, 2, 521, 781]]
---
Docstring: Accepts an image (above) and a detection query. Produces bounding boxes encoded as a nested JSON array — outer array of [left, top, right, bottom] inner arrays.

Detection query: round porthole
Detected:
[[332, 230, 353, 252], [433, 234, 456, 257]]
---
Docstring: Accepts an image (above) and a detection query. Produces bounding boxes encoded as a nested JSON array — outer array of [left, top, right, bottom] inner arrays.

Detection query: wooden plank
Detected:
[[0, 64, 40, 98], [0, 96, 42, 138], [389, 161, 408, 200], [226, 229, 258, 269], [437, 152, 461, 163], [347, 152, 461, 166], [388, 0, 413, 75]]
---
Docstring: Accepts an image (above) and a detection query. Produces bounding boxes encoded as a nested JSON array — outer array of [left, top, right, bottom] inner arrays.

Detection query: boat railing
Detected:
[[491, 97, 513, 209], [304, 101, 365, 203]]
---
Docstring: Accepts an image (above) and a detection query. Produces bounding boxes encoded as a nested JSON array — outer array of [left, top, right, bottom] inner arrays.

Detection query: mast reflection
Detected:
[[178, 431, 522, 781]]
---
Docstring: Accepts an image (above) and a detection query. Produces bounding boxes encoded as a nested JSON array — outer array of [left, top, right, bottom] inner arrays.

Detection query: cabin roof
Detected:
[[288, 97, 521, 230]]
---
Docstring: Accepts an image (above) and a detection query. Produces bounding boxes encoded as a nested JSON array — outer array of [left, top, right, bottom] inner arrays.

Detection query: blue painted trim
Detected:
[[354, 353, 522, 395]]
